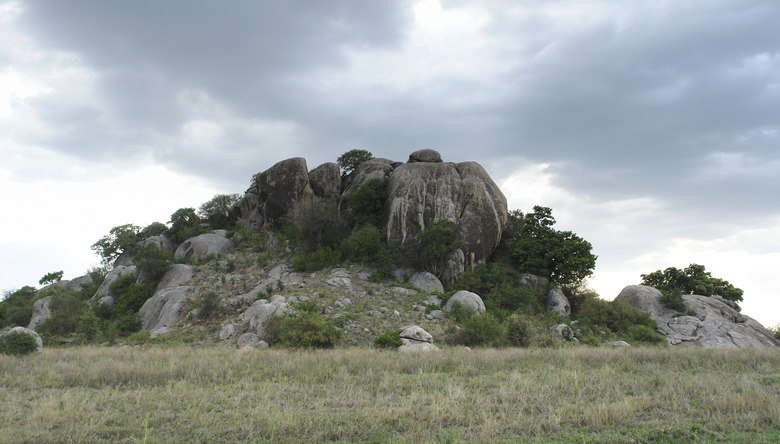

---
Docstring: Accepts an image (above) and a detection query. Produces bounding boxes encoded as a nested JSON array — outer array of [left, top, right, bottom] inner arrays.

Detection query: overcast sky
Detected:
[[2, 0, 778, 327]]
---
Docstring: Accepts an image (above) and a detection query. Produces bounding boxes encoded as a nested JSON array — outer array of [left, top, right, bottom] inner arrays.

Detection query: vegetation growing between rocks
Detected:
[[336, 148, 374, 174], [0, 330, 38, 355], [641, 263, 744, 302]]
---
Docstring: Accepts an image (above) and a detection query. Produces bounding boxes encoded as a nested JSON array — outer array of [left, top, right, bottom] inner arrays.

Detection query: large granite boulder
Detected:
[[384, 152, 507, 285], [308, 162, 342, 202], [408, 272, 444, 294], [232, 157, 315, 229], [155, 264, 195, 291], [140, 286, 189, 331], [399, 325, 439, 351], [174, 231, 232, 263], [0, 326, 43, 353], [341, 158, 396, 197], [444, 290, 486, 315], [617, 285, 780, 348], [545, 288, 571, 317]]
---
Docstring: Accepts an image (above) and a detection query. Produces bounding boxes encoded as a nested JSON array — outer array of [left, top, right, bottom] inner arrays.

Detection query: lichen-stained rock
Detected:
[[27, 296, 52, 330], [384, 156, 507, 285], [174, 231, 232, 263], [617, 285, 780, 348], [308, 162, 342, 202], [140, 286, 189, 332], [232, 157, 315, 230]]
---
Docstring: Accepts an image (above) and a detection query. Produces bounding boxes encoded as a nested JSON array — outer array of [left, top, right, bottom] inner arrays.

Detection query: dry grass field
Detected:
[[2, 345, 779, 443]]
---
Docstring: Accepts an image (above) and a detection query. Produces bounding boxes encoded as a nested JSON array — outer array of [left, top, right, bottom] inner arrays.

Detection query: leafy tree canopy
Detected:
[[166, 208, 203, 245], [91, 224, 141, 265], [39, 271, 64, 286], [511, 206, 597, 286], [640, 263, 744, 302], [198, 193, 241, 229], [419, 219, 462, 278], [337, 149, 374, 175]]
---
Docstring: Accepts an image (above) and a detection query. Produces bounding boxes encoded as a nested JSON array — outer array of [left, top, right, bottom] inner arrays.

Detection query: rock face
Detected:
[[140, 286, 189, 331], [545, 288, 571, 317], [232, 157, 315, 230], [156, 264, 195, 291], [617, 285, 780, 348], [384, 154, 507, 285], [27, 296, 53, 330], [399, 325, 439, 351], [88, 265, 138, 306], [174, 231, 232, 263], [444, 290, 486, 315], [308, 162, 342, 202]]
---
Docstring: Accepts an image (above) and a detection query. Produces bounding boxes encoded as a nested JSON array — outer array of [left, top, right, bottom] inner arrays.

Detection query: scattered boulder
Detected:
[[150, 327, 169, 338], [408, 149, 443, 163], [609, 341, 631, 347], [408, 272, 444, 294], [617, 285, 780, 348], [142, 235, 175, 253], [219, 324, 239, 340], [140, 286, 189, 332], [0, 327, 43, 353], [399, 325, 439, 351], [545, 288, 571, 317], [425, 310, 446, 321], [550, 324, 574, 342], [97, 296, 114, 309], [174, 231, 232, 263], [517, 273, 550, 300], [27, 296, 52, 330], [444, 290, 486, 315], [237, 333, 260, 348], [241, 300, 283, 338]]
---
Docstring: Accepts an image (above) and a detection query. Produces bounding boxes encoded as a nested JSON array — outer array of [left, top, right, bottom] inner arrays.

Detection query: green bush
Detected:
[[109, 275, 154, 317], [37, 292, 90, 339], [374, 330, 403, 349], [286, 199, 345, 251], [132, 243, 173, 280], [626, 324, 666, 344], [576, 295, 656, 336], [341, 224, 385, 264], [140, 222, 168, 238], [449, 312, 506, 347], [91, 224, 142, 265], [39, 271, 64, 285], [279, 310, 342, 349], [195, 291, 221, 321], [660, 291, 686, 312], [292, 248, 341, 272], [419, 219, 461, 277], [342, 178, 387, 228], [1, 330, 38, 355], [166, 208, 204, 246], [0, 286, 38, 329]]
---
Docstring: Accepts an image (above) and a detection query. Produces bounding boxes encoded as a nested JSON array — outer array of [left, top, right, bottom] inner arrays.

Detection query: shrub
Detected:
[[198, 193, 241, 229], [91, 224, 142, 265], [37, 292, 90, 339], [39, 271, 64, 285], [292, 248, 341, 272], [660, 290, 686, 312], [140, 222, 168, 238], [342, 178, 387, 228], [1, 330, 38, 356], [449, 312, 506, 347], [337, 149, 374, 175], [195, 291, 221, 321], [279, 310, 343, 349], [641, 263, 744, 302], [286, 199, 345, 251], [109, 275, 154, 317], [374, 330, 403, 349], [419, 219, 462, 277], [341, 224, 384, 263], [166, 208, 204, 246], [132, 243, 173, 280], [0, 286, 38, 329], [626, 324, 666, 344], [576, 295, 656, 336]]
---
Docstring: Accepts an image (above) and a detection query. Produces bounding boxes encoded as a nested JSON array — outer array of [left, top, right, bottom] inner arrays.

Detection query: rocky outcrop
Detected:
[[308, 162, 342, 202], [156, 264, 195, 291], [545, 288, 571, 317], [384, 152, 507, 285], [27, 296, 52, 330], [174, 231, 232, 263], [398, 325, 439, 351], [232, 157, 315, 230], [140, 286, 189, 331], [444, 290, 486, 315], [617, 285, 780, 348]]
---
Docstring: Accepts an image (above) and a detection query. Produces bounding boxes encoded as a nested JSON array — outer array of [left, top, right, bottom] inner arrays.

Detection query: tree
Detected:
[[337, 149, 374, 175], [511, 206, 597, 286], [91, 224, 141, 265], [342, 178, 387, 228], [640, 263, 744, 302], [39, 271, 64, 286], [198, 193, 242, 229], [419, 219, 462, 277], [166, 208, 203, 245], [286, 199, 345, 251]]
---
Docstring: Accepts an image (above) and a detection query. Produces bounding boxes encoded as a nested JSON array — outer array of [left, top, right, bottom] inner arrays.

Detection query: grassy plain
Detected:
[[1, 346, 779, 443]]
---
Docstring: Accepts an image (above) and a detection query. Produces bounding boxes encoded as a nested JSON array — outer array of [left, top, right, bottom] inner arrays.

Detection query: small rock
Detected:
[[609, 341, 631, 347], [237, 333, 260, 348], [219, 324, 238, 340], [444, 290, 486, 315]]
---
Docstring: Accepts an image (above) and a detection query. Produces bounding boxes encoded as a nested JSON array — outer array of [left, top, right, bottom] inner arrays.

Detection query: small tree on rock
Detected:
[[337, 149, 374, 175]]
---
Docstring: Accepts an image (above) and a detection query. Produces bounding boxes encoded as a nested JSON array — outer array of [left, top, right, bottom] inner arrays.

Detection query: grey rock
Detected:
[[150, 327, 169, 338], [550, 324, 574, 342], [48, 275, 93, 292], [407, 149, 443, 163], [609, 341, 631, 347], [1, 327, 43, 353], [97, 296, 114, 308], [399, 338, 440, 352], [408, 272, 444, 294], [308, 162, 342, 202], [545, 288, 571, 316], [242, 301, 281, 338], [88, 265, 138, 305], [232, 157, 315, 230], [142, 235, 174, 253], [425, 295, 442, 306], [392, 287, 417, 297], [427, 310, 446, 321], [384, 160, 507, 286], [174, 231, 232, 263], [444, 290, 486, 315], [219, 324, 238, 340], [341, 158, 395, 198], [237, 332, 260, 348], [27, 296, 52, 330], [400, 325, 434, 343], [617, 285, 780, 348], [140, 286, 189, 331], [367, 310, 383, 317], [155, 264, 195, 291], [335, 297, 352, 308]]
